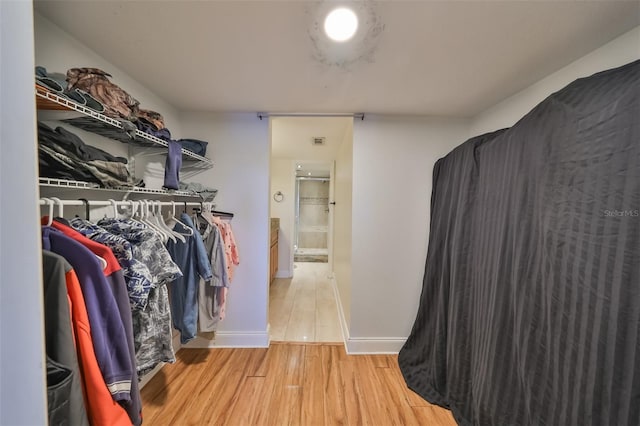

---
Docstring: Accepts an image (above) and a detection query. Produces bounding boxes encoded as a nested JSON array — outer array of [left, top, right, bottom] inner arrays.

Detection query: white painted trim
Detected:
[[182, 330, 270, 348], [331, 274, 407, 354], [275, 270, 292, 279], [172, 330, 183, 352], [330, 276, 350, 353], [328, 160, 336, 274], [345, 337, 407, 354]]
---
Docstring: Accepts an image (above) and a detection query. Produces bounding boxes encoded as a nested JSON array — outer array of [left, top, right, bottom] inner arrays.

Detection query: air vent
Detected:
[[312, 137, 326, 146]]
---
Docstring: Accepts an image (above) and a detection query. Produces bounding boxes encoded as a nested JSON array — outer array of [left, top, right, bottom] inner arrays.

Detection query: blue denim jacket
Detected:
[[166, 213, 213, 344]]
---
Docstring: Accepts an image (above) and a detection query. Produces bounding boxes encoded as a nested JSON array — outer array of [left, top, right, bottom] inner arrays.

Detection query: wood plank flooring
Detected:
[[141, 342, 457, 426], [269, 263, 342, 342]]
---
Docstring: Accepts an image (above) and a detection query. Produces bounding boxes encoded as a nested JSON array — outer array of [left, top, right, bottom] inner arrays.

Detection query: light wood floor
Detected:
[[269, 262, 342, 342], [141, 342, 457, 426]]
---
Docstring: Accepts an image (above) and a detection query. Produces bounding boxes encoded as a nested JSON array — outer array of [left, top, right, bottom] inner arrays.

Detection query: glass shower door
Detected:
[[294, 177, 329, 262]]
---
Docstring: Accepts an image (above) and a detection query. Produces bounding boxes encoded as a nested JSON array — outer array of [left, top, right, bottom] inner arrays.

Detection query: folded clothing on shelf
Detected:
[[36, 66, 105, 113], [136, 119, 172, 141], [179, 181, 218, 201], [39, 123, 128, 164], [66, 67, 140, 121], [136, 109, 166, 130], [177, 138, 208, 157], [38, 122, 139, 188]]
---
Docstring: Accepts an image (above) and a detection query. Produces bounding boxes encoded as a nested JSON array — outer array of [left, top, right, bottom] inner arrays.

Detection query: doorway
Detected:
[[295, 176, 330, 263], [269, 117, 348, 343]]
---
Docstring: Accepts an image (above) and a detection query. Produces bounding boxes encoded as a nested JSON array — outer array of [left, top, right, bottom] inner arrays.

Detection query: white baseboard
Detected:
[[181, 330, 270, 348], [330, 277, 407, 354], [345, 337, 407, 354], [330, 276, 349, 351], [172, 330, 182, 353], [275, 270, 292, 279]]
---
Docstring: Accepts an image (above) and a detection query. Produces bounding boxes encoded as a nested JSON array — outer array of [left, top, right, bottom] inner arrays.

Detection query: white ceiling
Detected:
[[271, 116, 351, 175], [271, 117, 351, 161], [34, 0, 640, 118]]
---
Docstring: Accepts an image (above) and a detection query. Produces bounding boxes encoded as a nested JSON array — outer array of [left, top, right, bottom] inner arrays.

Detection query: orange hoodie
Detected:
[[63, 259, 131, 425]]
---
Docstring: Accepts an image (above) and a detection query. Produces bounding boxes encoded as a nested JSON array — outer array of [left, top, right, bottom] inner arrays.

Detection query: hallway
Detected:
[[269, 262, 343, 342]]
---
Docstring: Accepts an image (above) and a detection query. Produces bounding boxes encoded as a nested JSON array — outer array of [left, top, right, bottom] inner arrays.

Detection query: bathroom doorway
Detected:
[[269, 117, 348, 343], [294, 176, 330, 263]]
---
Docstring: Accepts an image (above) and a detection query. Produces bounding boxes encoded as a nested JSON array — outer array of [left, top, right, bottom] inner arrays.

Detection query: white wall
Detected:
[[178, 113, 271, 347], [270, 158, 295, 278], [0, 1, 48, 424], [348, 116, 469, 353], [333, 123, 354, 332], [470, 26, 640, 136]]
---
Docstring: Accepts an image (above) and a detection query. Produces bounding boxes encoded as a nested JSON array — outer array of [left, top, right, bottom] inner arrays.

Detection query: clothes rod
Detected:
[[39, 198, 234, 219], [38, 199, 210, 208], [257, 112, 365, 120]]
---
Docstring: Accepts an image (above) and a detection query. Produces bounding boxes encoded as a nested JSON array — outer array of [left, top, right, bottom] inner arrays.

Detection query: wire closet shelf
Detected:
[[35, 87, 213, 168]]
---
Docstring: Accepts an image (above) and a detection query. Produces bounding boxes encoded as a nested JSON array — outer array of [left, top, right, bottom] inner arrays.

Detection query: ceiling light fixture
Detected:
[[324, 7, 358, 42]]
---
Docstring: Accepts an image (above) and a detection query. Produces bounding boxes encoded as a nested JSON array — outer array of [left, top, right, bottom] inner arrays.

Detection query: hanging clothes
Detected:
[[41, 231, 131, 426], [69, 217, 154, 311], [193, 212, 228, 333], [46, 356, 76, 425], [212, 216, 239, 320], [42, 225, 133, 401], [98, 217, 182, 376], [42, 250, 89, 426], [213, 216, 240, 283], [163, 139, 182, 190], [165, 213, 213, 344], [43, 218, 142, 425]]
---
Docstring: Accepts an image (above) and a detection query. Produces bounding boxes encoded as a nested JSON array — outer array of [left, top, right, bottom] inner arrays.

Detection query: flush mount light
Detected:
[[324, 7, 358, 42]]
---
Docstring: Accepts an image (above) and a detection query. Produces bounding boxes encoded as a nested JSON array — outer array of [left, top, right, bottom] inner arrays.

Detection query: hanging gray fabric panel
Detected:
[[398, 59, 640, 426]]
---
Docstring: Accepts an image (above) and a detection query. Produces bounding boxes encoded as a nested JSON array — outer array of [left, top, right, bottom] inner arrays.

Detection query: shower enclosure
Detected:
[[294, 177, 329, 262]]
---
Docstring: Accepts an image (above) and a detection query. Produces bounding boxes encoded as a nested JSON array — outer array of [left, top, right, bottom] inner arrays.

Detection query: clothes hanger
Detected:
[[192, 201, 215, 234], [197, 201, 216, 223], [50, 196, 64, 219], [126, 200, 147, 227], [150, 201, 179, 243], [165, 201, 194, 237], [108, 199, 121, 219], [42, 198, 54, 226], [128, 200, 140, 220], [161, 201, 188, 242], [78, 198, 90, 221], [199, 201, 216, 226], [131, 200, 149, 225], [154, 201, 184, 243], [141, 200, 169, 243]]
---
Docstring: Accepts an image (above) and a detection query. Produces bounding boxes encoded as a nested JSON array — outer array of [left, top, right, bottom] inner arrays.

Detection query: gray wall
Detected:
[[0, 1, 47, 424], [348, 116, 469, 352]]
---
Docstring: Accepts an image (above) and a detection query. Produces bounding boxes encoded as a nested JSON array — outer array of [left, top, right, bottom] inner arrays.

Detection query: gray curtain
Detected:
[[398, 60, 640, 426]]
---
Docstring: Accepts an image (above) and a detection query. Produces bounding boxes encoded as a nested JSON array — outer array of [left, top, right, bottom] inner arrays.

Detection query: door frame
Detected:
[[290, 160, 335, 276]]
